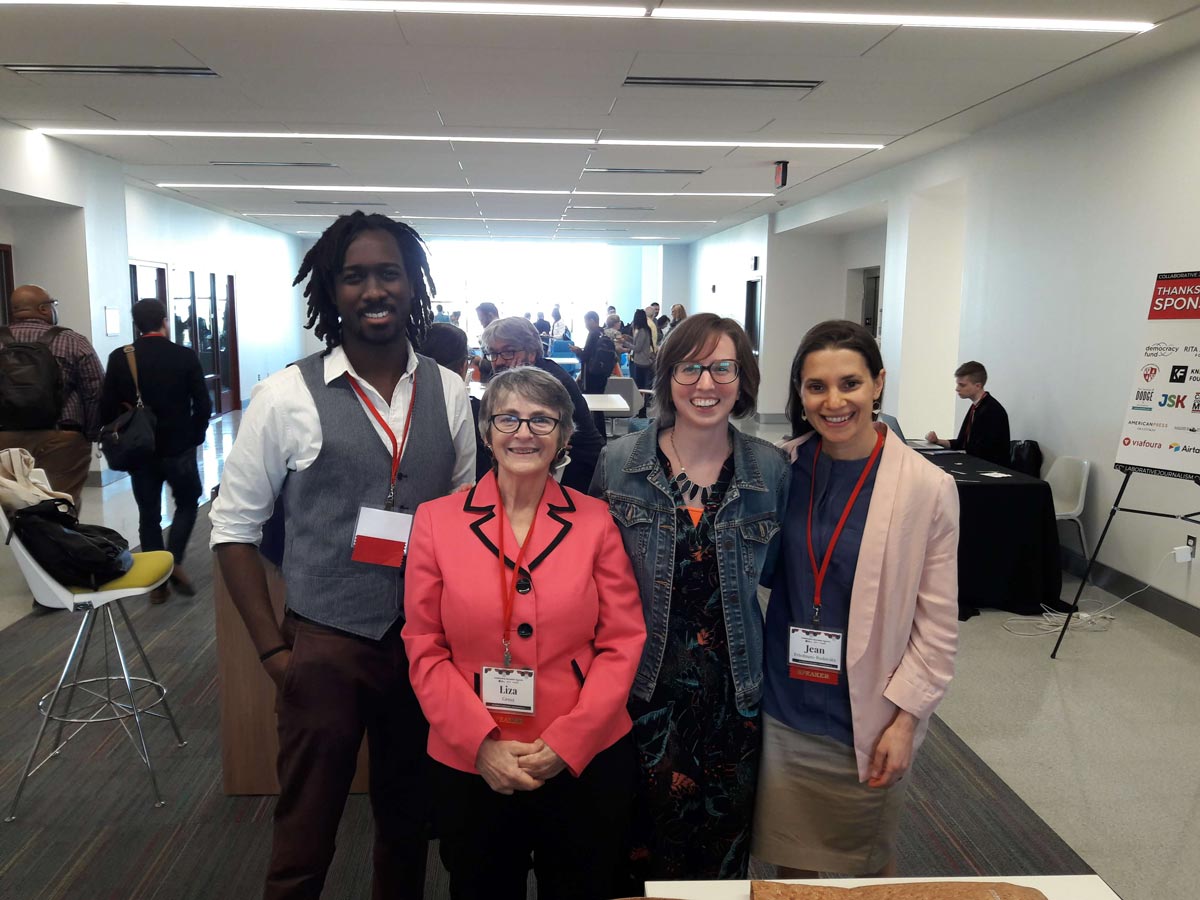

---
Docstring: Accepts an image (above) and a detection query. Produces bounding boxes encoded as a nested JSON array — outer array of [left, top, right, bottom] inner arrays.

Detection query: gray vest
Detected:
[[282, 351, 455, 639]]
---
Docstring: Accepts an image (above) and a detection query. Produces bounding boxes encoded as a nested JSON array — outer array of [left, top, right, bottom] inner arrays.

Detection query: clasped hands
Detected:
[[476, 737, 566, 795]]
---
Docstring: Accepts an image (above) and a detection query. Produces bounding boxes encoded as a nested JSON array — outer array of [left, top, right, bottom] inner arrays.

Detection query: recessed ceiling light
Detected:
[[160, 182, 773, 197], [558, 227, 628, 232], [649, 8, 1154, 33], [243, 212, 715, 223], [294, 199, 386, 205], [624, 76, 820, 90], [4, 64, 218, 76], [584, 167, 706, 175], [569, 205, 656, 211], [0, 1, 648, 16], [37, 128, 882, 151], [211, 161, 338, 167]]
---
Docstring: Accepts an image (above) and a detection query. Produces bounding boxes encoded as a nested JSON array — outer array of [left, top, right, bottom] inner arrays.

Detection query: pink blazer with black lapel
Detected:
[[402, 471, 646, 777], [788, 423, 959, 780]]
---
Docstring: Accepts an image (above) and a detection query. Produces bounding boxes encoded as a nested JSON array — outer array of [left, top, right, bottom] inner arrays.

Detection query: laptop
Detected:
[[878, 413, 906, 442]]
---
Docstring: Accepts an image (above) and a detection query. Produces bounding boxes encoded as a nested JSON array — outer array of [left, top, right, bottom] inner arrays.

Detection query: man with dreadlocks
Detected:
[[211, 212, 475, 899]]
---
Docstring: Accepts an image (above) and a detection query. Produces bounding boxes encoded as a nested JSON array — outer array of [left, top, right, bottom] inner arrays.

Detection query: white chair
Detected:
[[1044, 456, 1090, 557], [0, 507, 183, 822], [602, 376, 639, 436]]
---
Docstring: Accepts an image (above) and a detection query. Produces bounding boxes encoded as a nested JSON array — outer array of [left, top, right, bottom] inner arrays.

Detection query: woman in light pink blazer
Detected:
[[752, 320, 959, 879], [402, 367, 645, 900]]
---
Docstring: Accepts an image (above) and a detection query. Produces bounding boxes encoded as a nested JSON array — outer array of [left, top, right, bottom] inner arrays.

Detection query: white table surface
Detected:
[[584, 393, 630, 413], [644, 875, 1121, 900], [548, 356, 580, 366], [466, 382, 629, 414]]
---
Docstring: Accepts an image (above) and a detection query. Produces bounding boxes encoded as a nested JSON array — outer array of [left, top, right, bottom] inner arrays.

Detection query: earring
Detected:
[[553, 446, 568, 465], [800, 409, 808, 422], [872, 400, 882, 414]]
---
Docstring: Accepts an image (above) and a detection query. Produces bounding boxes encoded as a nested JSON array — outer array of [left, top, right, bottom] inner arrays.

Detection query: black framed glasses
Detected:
[[484, 348, 522, 363], [671, 360, 740, 385], [489, 414, 561, 435]]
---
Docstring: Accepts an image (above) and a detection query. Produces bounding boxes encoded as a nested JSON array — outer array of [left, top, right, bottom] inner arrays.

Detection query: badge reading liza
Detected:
[[788, 626, 844, 685], [481, 666, 536, 720], [351, 507, 413, 567]]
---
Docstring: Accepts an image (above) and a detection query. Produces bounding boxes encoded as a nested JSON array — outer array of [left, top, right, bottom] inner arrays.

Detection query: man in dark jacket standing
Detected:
[[101, 299, 211, 600]]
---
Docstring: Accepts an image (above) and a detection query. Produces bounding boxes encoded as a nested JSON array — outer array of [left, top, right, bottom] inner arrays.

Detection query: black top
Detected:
[[101, 335, 211, 457], [952, 392, 1010, 467], [536, 356, 603, 493]]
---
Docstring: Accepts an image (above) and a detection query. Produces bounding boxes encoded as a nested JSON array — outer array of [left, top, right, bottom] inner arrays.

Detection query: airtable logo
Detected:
[[1169, 442, 1200, 453]]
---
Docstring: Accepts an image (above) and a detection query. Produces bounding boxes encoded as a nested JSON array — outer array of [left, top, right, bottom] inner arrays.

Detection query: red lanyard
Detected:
[[806, 429, 885, 626], [497, 497, 538, 668], [347, 373, 417, 511]]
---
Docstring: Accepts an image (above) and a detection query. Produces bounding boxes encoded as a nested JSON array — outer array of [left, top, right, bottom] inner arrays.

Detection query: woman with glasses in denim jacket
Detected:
[[590, 313, 789, 884]]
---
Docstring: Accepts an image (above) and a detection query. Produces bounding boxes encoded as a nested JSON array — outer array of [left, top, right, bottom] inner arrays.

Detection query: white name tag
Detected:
[[351, 507, 413, 568], [481, 666, 536, 716], [788, 626, 844, 685]]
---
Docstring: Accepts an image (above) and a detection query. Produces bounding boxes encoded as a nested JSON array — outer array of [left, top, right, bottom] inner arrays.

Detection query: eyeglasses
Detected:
[[671, 360, 740, 385], [489, 414, 561, 435], [484, 349, 522, 363]]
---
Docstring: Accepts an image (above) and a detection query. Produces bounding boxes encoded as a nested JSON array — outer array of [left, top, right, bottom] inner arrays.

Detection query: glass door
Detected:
[[214, 276, 240, 413], [0, 244, 13, 326]]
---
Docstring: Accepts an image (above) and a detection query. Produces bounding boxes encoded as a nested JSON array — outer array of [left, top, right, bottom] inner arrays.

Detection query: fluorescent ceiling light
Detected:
[[0, 1, 647, 17], [212, 161, 337, 167], [162, 182, 772, 197], [294, 199, 385, 205], [244, 213, 715, 223], [650, 8, 1154, 33], [37, 127, 882, 151], [624, 76, 820, 90], [5, 64, 217, 76], [584, 167, 706, 175], [569, 205, 655, 211]]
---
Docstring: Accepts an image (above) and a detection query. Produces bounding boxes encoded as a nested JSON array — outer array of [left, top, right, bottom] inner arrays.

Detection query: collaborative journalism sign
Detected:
[[1116, 271, 1200, 480]]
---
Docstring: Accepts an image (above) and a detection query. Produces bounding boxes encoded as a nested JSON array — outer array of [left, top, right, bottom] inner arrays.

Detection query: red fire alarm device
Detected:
[[774, 160, 789, 190]]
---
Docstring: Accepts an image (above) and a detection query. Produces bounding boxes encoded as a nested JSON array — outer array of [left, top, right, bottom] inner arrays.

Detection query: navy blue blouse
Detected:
[[762, 437, 879, 746]]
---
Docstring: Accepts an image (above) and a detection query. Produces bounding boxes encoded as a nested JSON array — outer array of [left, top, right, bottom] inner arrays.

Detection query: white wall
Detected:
[[124, 187, 309, 403], [661, 243, 691, 315], [688, 217, 768, 322], [683, 42, 1200, 608]]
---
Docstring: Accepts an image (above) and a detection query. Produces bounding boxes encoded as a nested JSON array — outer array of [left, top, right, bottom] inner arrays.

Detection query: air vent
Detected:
[[294, 200, 387, 206], [5, 64, 218, 77], [211, 161, 338, 168], [584, 167, 705, 176], [623, 76, 821, 90]]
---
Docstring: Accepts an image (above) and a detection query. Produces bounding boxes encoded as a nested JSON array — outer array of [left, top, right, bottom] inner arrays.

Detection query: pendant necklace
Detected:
[[669, 428, 727, 506]]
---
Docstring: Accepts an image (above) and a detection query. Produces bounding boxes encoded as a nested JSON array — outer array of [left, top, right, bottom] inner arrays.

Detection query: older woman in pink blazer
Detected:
[[753, 320, 959, 879], [403, 366, 645, 900]]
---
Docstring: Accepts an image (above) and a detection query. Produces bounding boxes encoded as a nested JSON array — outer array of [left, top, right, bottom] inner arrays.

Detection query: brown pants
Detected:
[[267, 614, 430, 900], [0, 430, 91, 510]]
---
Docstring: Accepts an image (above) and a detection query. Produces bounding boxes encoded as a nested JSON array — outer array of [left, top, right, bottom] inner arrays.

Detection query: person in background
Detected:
[[418, 321, 491, 482], [590, 313, 788, 885], [100, 299, 210, 602], [645, 302, 661, 349], [924, 361, 1011, 467], [534, 312, 551, 335], [670, 304, 688, 327], [604, 314, 630, 352], [476, 302, 500, 331], [450, 310, 462, 328], [628, 309, 656, 397], [656, 315, 671, 338], [433, 303, 451, 323], [482, 316, 603, 493], [549, 307, 571, 343], [403, 366, 645, 900], [0, 284, 104, 509], [212, 212, 475, 899], [755, 319, 958, 880]]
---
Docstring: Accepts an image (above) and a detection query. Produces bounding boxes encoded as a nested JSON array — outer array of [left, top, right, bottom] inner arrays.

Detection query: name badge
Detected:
[[481, 666, 536, 718], [788, 625, 844, 685], [351, 507, 413, 568]]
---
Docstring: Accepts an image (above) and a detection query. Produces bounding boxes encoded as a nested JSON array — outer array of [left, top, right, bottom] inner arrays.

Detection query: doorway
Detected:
[[862, 266, 881, 338], [744, 278, 763, 356], [168, 270, 241, 415], [0, 244, 13, 325]]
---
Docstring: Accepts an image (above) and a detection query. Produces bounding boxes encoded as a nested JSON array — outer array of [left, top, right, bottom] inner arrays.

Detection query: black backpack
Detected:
[[0, 326, 65, 430], [8, 499, 133, 590], [588, 334, 618, 377], [1009, 439, 1044, 478]]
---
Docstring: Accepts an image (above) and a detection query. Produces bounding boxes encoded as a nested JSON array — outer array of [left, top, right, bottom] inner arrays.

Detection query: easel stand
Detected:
[[1052, 469, 1200, 658]]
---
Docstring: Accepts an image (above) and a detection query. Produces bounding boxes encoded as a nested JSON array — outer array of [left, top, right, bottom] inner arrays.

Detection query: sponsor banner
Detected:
[[1116, 272, 1200, 478]]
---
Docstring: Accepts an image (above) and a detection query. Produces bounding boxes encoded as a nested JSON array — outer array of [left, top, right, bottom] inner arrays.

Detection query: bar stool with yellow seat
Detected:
[[0, 506, 186, 822]]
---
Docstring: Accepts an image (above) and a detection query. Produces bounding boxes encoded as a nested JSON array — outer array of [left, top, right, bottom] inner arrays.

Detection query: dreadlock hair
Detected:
[[293, 211, 436, 354]]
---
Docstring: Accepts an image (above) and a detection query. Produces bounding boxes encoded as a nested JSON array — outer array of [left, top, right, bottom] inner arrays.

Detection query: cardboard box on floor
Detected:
[[750, 882, 1049, 900]]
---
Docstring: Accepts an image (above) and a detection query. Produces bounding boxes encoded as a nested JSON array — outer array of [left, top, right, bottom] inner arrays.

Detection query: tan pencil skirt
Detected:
[[751, 713, 909, 875]]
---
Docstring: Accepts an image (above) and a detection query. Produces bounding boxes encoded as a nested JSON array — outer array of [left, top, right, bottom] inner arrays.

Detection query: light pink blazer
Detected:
[[402, 472, 646, 777], [788, 424, 959, 780]]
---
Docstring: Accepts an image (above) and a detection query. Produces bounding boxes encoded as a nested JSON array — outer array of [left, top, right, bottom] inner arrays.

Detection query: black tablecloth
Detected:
[[918, 450, 1062, 618]]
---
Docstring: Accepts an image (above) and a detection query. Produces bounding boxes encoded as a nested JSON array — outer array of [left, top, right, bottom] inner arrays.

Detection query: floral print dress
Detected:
[[627, 449, 761, 883]]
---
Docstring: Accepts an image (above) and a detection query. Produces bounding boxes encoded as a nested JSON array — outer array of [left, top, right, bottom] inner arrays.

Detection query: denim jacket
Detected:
[[589, 421, 789, 715]]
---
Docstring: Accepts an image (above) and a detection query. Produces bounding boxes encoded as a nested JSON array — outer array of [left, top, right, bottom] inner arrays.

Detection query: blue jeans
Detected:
[[130, 447, 203, 564]]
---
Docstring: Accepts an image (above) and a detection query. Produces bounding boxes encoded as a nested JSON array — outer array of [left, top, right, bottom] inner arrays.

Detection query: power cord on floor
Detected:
[[1002, 548, 1173, 636]]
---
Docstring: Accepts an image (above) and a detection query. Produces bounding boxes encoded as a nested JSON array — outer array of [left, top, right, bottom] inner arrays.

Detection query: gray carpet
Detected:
[[0, 505, 1089, 898]]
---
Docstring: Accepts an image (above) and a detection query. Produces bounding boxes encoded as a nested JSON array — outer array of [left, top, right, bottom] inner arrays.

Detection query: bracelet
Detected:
[[259, 644, 289, 663]]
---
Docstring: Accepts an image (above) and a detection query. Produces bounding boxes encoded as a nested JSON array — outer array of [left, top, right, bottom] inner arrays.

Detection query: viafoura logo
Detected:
[[1122, 437, 1163, 448]]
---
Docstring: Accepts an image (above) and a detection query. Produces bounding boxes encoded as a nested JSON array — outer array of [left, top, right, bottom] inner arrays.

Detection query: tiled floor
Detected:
[[2, 413, 1198, 900]]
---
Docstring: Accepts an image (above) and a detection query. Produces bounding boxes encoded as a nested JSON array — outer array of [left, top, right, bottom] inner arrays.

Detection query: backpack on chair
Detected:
[[0, 326, 65, 430], [8, 499, 133, 589]]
